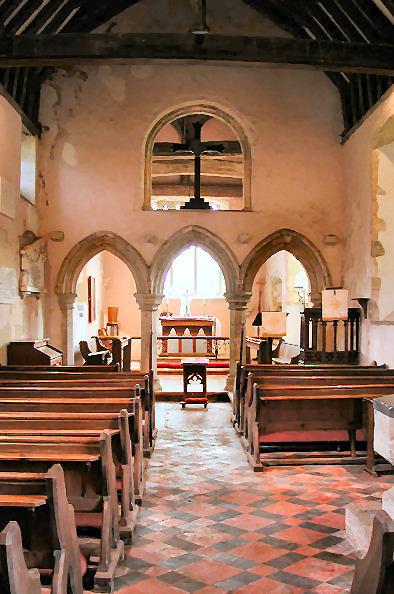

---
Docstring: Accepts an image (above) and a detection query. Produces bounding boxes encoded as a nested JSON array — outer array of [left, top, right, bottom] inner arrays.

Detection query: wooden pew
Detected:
[[0, 411, 139, 540], [243, 378, 394, 471], [350, 510, 394, 594], [0, 370, 157, 456], [0, 365, 120, 372], [0, 386, 144, 506], [0, 464, 83, 594], [233, 363, 394, 433], [0, 429, 123, 592]]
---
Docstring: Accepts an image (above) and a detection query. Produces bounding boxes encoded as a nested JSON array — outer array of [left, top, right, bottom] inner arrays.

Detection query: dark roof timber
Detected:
[[0, 0, 392, 139], [0, 34, 392, 74]]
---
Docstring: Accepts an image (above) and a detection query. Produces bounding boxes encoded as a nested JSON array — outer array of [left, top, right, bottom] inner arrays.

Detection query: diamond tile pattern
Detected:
[[113, 403, 394, 593]]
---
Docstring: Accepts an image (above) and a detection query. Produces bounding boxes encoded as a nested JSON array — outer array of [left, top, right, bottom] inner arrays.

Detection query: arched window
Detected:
[[145, 106, 251, 211], [164, 246, 225, 299]]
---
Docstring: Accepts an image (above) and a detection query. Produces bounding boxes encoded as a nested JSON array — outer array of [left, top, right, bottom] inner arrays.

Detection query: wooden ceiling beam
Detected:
[[0, 33, 392, 74]]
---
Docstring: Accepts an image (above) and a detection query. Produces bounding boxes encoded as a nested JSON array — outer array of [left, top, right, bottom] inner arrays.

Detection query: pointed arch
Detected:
[[143, 102, 252, 210], [55, 231, 149, 297], [150, 225, 239, 295], [240, 229, 331, 304]]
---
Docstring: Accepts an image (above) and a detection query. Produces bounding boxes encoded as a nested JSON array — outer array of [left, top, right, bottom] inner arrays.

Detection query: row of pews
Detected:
[[233, 362, 394, 472], [0, 364, 157, 593], [232, 361, 394, 594]]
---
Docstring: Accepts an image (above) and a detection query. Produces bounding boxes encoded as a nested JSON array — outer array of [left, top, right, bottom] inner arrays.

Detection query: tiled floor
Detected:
[[114, 402, 394, 593]]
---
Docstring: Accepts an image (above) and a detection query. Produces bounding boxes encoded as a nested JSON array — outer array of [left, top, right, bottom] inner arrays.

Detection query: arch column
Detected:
[[57, 293, 77, 364], [135, 293, 163, 389], [224, 291, 252, 392]]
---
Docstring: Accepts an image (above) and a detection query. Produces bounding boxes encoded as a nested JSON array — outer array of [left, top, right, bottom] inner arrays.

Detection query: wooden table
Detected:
[[181, 358, 209, 408], [159, 317, 217, 356]]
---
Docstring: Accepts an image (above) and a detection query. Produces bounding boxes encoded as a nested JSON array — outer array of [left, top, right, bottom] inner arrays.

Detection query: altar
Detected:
[[159, 316, 219, 357]]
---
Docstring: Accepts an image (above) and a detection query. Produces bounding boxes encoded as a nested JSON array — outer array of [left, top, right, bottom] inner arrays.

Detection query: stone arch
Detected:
[[55, 231, 149, 363], [150, 225, 239, 295], [143, 102, 252, 210], [240, 229, 332, 305], [56, 231, 149, 297], [370, 115, 394, 321]]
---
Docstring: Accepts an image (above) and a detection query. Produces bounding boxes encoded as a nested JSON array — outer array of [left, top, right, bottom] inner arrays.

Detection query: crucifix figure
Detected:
[[181, 289, 192, 317], [153, 116, 241, 210]]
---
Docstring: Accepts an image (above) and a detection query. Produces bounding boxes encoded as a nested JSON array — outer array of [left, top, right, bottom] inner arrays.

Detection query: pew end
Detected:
[[0, 522, 42, 594]]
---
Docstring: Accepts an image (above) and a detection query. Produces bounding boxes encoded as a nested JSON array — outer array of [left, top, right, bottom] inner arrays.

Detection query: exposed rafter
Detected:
[[0, 0, 392, 138]]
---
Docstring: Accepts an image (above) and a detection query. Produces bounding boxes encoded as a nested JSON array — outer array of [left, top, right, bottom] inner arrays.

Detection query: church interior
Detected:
[[0, 0, 393, 592]]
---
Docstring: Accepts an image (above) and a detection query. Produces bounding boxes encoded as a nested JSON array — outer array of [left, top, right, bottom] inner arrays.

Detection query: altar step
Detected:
[[157, 368, 228, 375], [157, 360, 229, 375], [156, 391, 230, 402]]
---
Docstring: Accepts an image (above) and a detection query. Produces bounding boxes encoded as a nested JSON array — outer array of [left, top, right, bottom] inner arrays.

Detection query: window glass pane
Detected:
[[164, 247, 195, 297], [196, 248, 225, 297], [164, 246, 225, 298]]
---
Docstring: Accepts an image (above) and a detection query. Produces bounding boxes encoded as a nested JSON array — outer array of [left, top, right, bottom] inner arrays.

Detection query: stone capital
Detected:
[[134, 292, 163, 312], [224, 291, 252, 310], [57, 292, 77, 310]]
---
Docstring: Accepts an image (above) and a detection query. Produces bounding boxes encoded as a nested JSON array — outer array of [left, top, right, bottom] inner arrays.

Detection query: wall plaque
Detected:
[[0, 267, 17, 304]]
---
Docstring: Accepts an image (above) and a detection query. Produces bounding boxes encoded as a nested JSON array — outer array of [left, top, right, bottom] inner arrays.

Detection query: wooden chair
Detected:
[[79, 341, 110, 365]]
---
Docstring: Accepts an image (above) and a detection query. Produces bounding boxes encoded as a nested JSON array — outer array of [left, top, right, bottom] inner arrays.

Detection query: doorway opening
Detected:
[[246, 250, 310, 348], [156, 245, 230, 398], [73, 251, 141, 366]]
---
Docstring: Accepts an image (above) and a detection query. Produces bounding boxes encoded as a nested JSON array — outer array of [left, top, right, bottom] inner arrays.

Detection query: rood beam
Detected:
[[0, 33, 392, 74], [152, 157, 243, 178], [152, 183, 243, 198]]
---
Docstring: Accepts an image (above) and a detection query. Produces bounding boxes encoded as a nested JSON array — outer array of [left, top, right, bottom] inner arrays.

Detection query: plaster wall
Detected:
[[101, 251, 141, 360], [37, 56, 344, 349], [342, 89, 394, 366], [0, 98, 43, 364]]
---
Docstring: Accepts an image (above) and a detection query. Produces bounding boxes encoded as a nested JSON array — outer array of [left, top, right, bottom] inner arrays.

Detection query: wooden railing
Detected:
[[157, 336, 229, 358], [301, 307, 361, 364]]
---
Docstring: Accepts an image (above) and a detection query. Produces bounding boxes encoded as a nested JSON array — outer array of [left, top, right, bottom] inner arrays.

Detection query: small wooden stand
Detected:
[[181, 358, 209, 408]]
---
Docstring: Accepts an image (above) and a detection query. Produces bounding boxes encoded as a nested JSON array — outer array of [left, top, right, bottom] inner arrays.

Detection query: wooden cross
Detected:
[[153, 117, 241, 209]]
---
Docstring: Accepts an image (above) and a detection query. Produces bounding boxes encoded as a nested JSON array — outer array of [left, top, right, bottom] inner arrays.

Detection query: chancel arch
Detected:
[[241, 229, 332, 306], [150, 225, 247, 390], [55, 231, 149, 364], [143, 103, 252, 211]]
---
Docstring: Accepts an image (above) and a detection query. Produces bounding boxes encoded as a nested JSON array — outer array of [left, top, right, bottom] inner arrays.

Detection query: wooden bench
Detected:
[[233, 362, 394, 433], [0, 386, 144, 504], [0, 365, 120, 372], [0, 464, 83, 594], [0, 428, 123, 592], [0, 369, 157, 456], [241, 375, 394, 471]]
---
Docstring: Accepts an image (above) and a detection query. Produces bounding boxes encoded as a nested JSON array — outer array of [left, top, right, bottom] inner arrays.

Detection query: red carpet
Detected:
[[157, 361, 229, 369]]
